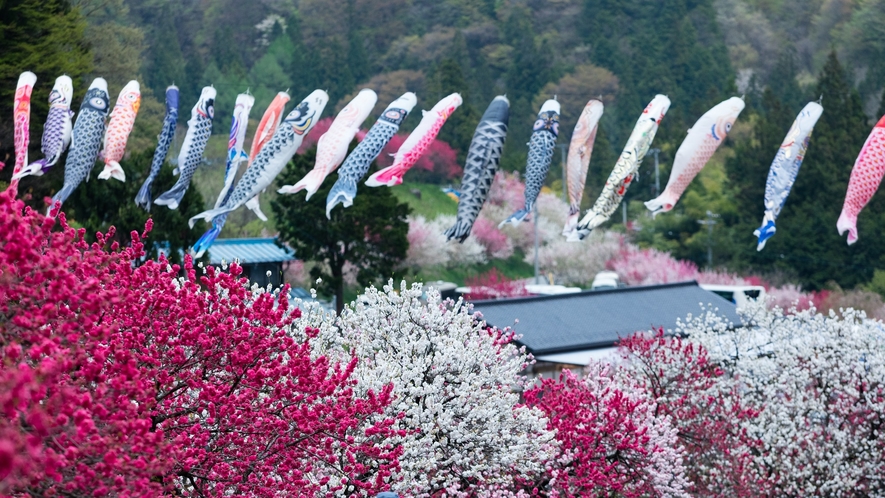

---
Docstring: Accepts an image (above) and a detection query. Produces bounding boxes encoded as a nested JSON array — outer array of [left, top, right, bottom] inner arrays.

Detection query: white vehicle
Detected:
[[591, 271, 622, 290], [524, 284, 582, 295], [700, 284, 766, 308], [454, 283, 581, 299]]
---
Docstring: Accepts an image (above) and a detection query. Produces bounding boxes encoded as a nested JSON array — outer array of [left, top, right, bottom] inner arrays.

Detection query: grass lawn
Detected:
[[391, 181, 458, 219], [412, 250, 535, 286]]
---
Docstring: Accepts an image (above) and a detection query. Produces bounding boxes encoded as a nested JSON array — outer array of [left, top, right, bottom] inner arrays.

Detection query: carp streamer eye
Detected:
[[90, 97, 107, 109]]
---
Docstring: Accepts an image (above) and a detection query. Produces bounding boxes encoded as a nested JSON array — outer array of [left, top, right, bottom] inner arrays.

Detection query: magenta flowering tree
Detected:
[[0, 189, 403, 496], [463, 268, 529, 300], [523, 365, 690, 497], [0, 192, 169, 496], [106, 255, 403, 496]]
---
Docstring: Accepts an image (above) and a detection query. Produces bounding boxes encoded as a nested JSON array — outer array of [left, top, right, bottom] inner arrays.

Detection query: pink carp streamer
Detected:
[[279, 88, 377, 199], [645, 96, 745, 214], [365, 93, 462, 187], [837, 114, 885, 245], [98, 80, 141, 181], [8, 71, 37, 192], [563, 99, 604, 235]]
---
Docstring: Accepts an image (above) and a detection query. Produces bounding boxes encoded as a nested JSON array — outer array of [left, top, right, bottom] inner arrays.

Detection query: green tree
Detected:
[[272, 147, 411, 314], [722, 51, 879, 289], [500, 6, 555, 171], [140, 6, 186, 99], [0, 0, 92, 167], [426, 57, 480, 164], [580, 0, 734, 197], [59, 149, 207, 265]]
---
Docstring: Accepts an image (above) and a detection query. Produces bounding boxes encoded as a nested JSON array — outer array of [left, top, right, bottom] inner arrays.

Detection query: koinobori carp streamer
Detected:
[[155, 86, 216, 210], [837, 113, 885, 245], [16, 75, 73, 180], [98, 80, 141, 182], [189, 90, 329, 256], [499, 98, 560, 227], [51, 78, 109, 208], [365, 92, 462, 187], [135, 85, 179, 211], [755, 102, 823, 250], [325, 92, 416, 217], [570, 95, 669, 241], [645, 96, 745, 214], [444, 95, 510, 242], [279, 88, 377, 200], [562, 99, 604, 237], [9, 71, 37, 190]]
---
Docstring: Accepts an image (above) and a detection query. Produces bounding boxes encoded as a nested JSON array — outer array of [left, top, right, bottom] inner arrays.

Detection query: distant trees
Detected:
[[0, 0, 92, 169], [723, 51, 880, 289], [426, 57, 479, 163]]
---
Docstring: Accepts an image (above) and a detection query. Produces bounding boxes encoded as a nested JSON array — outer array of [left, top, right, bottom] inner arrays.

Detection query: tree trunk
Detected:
[[331, 258, 344, 316]]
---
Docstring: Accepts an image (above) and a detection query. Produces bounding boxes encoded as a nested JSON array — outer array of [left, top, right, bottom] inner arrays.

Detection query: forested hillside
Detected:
[[2, 0, 885, 289]]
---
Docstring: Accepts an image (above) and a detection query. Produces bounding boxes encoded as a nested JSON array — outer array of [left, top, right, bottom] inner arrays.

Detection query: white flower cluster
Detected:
[[322, 280, 556, 496], [679, 302, 885, 495]]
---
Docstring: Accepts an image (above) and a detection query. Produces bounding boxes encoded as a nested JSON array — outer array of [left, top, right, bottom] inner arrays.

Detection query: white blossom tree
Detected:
[[312, 281, 556, 496], [672, 302, 885, 496]]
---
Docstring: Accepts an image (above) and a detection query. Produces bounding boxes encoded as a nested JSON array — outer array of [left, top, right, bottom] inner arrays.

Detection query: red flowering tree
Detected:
[[108, 255, 403, 496], [463, 268, 530, 300], [0, 192, 169, 496], [523, 364, 690, 497], [0, 189, 402, 496], [617, 330, 770, 496]]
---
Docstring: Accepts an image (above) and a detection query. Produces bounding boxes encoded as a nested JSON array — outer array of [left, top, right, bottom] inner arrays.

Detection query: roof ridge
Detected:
[[470, 280, 700, 305]]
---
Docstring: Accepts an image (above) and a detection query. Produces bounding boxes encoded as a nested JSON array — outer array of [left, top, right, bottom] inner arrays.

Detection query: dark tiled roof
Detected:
[[208, 238, 295, 265], [471, 281, 741, 355]]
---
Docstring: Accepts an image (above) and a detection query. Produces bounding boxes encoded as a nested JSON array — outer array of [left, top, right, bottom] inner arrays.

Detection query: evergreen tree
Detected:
[[724, 52, 878, 289], [0, 0, 92, 167], [142, 7, 187, 99], [580, 0, 734, 195], [500, 7, 554, 171], [272, 147, 410, 314], [427, 58, 480, 164]]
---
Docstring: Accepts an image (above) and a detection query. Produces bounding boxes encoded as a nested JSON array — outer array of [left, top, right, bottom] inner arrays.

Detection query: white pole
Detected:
[[533, 202, 540, 284]]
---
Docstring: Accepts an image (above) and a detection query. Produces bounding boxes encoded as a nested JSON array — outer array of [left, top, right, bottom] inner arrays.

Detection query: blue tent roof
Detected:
[[207, 238, 295, 265], [471, 281, 742, 355]]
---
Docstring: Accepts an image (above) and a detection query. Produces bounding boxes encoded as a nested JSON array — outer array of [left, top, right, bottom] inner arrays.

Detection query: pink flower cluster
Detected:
[[0, 191, 401, 496], [463, 268, 530, 300], [606, 245, 746, 287], [617, 330, 769, 496], [0, 195, 169, 495], [523, 365, 690, 497]]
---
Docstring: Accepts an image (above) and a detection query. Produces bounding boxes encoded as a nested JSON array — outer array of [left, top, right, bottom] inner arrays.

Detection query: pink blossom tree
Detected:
[[463, 268, 530, 300], [0, 189, 403, 496], [107, 255, 403, 496], [0, 192, 169, 496], [522, 364, 690, 497]]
